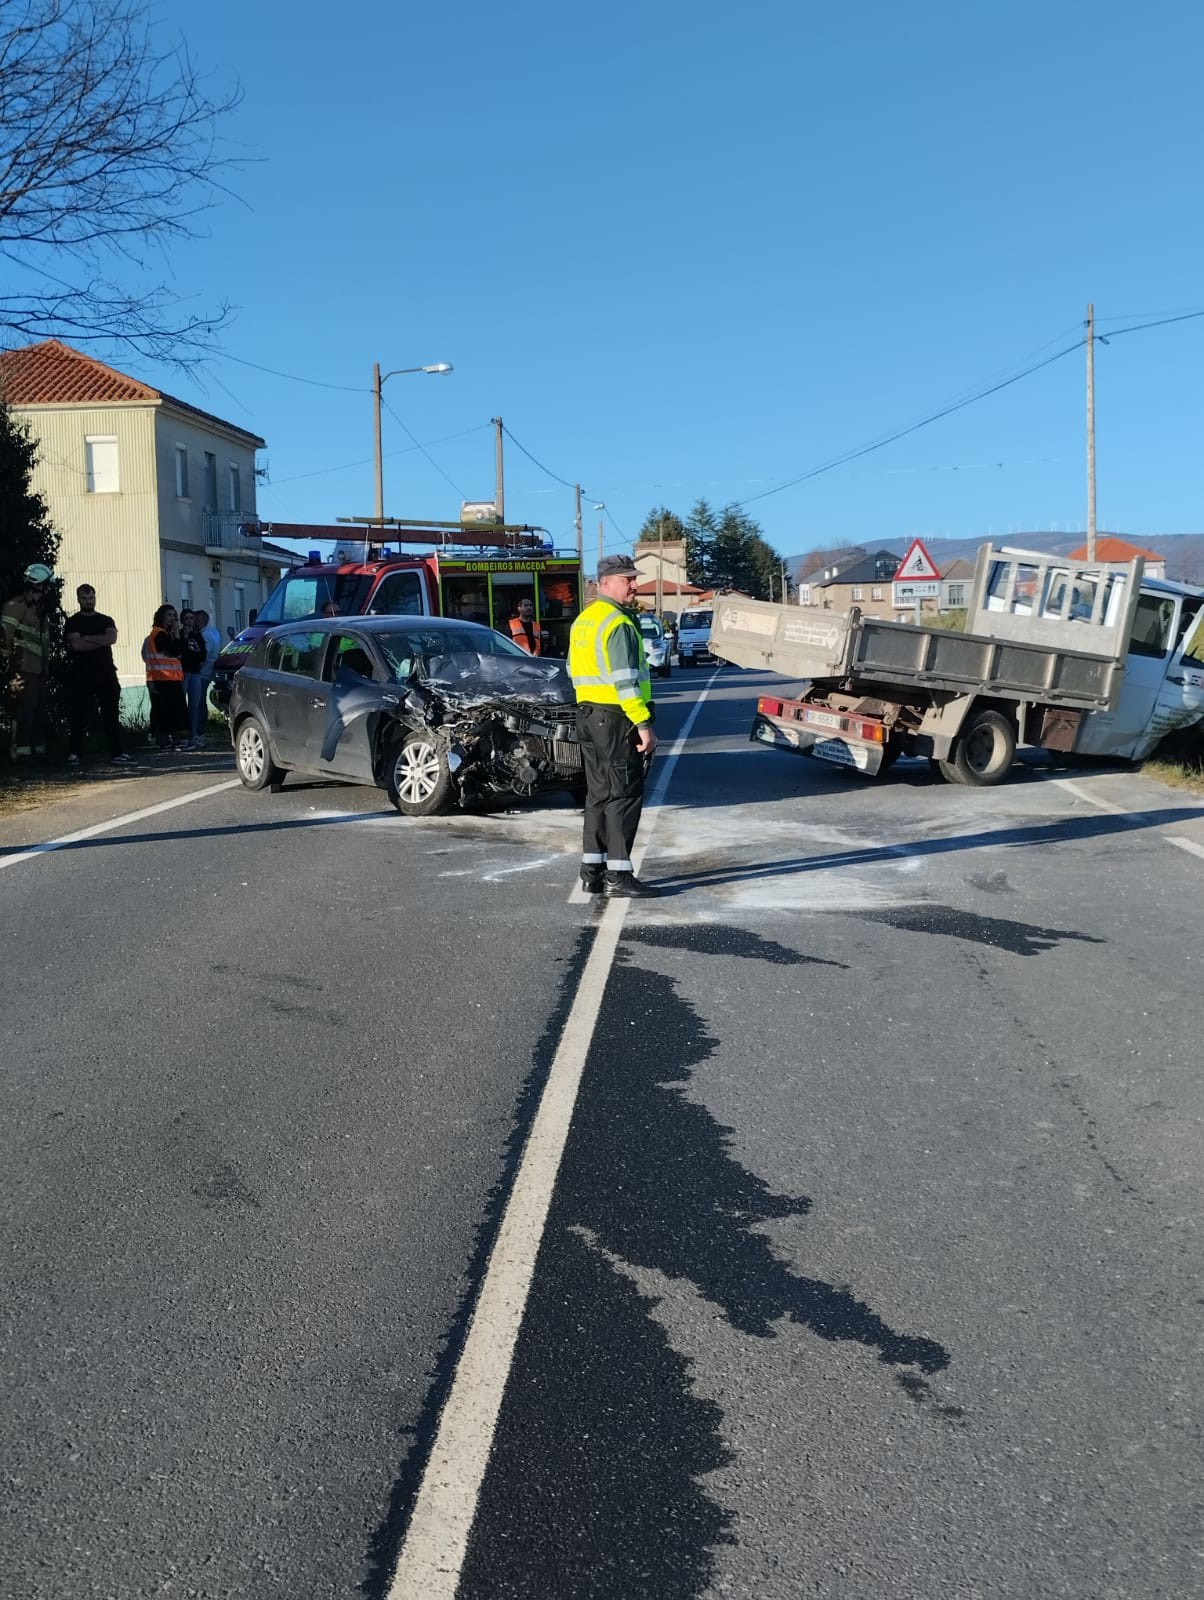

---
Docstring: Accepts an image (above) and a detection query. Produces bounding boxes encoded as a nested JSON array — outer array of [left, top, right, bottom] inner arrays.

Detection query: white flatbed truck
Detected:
[[708, 545, 1204, 785]]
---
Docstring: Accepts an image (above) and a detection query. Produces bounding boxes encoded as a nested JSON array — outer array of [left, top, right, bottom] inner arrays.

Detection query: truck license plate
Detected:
[[805, 710, 843, 730]]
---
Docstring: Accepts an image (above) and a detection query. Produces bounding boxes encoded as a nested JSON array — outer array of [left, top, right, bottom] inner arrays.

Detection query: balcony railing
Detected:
[[203, 511, 262, 553]]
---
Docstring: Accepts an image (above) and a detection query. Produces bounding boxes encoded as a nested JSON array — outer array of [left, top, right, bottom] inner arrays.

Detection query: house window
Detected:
[[947, 582, 966, 607], [851, 586, 864, 601], [872, 586, 884, 601], [84, 435, 119, 494], [204, 452, 218, 510], [228, 463, 241, 513], [175, 445, 189, 499], [180, 574, 193, 609], [234, 583, 246, 633]]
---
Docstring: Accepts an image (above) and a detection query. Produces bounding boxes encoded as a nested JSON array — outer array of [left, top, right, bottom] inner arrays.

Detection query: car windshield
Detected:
[[255, 573, 372, 626], [374, 624, 526, 681], [638, 616, 663, 637], [681, 611, 712, 630]]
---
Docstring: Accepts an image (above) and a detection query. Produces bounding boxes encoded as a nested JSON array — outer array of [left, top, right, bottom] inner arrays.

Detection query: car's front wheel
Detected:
[[234, 714, 283, 791], [387, 730, 454, 816]]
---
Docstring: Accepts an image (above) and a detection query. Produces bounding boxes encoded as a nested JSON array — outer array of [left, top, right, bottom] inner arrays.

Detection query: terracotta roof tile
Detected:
[[1066, 536, 1166, 563], [0, 339, 265, 445]]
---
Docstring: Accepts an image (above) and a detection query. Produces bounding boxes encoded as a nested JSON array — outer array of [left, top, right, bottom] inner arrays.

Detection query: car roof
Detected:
[[258, 615, 501, 640]]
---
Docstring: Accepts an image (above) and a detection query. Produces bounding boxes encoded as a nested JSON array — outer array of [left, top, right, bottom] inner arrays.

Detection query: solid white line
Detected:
[[0, 778, 241, 872], [1054, 776, 1204, 864], [1167, 834, 1204, 861], [1052, 777, 1128, 815], [388, 670, 723, 1599]]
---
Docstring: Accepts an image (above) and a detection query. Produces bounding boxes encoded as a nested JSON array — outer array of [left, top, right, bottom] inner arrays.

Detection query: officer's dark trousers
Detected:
[[577, 702, 646, 872]]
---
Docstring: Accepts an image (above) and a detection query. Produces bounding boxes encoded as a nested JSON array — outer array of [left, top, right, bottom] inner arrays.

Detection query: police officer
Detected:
[[1, 563, 53, 761], [568, 553, 659, 898]]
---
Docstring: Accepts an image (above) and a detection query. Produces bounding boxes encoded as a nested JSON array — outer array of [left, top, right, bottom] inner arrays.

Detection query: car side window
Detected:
[[368, 572, 424, 616], [325, 634, 376, 681], [267, 630, 325, 677]]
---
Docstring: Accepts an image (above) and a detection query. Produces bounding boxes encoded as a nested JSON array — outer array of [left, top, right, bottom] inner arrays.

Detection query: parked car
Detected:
[[229, 617, 583, 815], [676, 605, 714, 665], [637, 612, 672, 678]]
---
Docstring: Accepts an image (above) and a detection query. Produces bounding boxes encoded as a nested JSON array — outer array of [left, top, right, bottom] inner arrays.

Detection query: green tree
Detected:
[[0, 403, 63, 756], [637, 506, 686, 543], [683, 498, 719, 586]]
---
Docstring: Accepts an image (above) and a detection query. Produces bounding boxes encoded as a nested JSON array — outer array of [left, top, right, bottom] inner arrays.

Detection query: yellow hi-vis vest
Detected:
[[568, 599, 652, 726]]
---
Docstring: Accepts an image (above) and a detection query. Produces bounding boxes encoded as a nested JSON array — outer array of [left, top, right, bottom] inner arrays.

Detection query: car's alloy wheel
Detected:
[[235, 715, 283, 791], [388, 732, 454, 816]]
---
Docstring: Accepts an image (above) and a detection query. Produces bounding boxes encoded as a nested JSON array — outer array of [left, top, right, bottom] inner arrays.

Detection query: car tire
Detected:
[[234, 714, 283, 791], [387, 730, 454, 816]]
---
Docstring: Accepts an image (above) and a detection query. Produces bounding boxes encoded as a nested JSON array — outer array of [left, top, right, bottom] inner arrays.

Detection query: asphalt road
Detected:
[[2, 671, 1202, 1599]]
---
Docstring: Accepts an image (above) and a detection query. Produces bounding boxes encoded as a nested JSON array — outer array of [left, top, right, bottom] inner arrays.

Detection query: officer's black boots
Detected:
[[603, 871, 659, 899]]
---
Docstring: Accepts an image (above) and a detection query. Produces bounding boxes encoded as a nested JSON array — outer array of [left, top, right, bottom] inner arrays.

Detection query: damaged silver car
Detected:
[[228, 617, 583, 815]]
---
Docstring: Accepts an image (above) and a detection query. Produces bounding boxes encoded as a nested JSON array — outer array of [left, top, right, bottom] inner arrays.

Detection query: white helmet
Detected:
[[23, 562, 53, 584]]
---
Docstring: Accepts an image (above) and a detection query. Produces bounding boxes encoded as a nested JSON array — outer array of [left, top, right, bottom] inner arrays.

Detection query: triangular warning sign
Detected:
[[893, 538, 940, 581]]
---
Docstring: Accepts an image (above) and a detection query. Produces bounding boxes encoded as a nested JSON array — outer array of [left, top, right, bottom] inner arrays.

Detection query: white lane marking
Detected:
[[1167, 835, 1204, 861], [1052, 777, 1127, 815], [1055, 775, 1204, 864], [387, 671, 722, 1600], [0, 779, 241, 872], [567, 668, 726, 903]]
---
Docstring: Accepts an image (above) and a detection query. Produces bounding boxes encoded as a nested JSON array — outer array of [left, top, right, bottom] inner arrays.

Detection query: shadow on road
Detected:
[[454, 926, 951, 1600]]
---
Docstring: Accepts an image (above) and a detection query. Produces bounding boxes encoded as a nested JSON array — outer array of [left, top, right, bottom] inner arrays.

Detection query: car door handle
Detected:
[[263, 686, 277, 697], [310, 697, 326, 709]]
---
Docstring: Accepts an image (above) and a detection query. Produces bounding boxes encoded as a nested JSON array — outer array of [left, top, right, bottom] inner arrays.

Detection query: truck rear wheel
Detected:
[[940, 710, 1016, 787]]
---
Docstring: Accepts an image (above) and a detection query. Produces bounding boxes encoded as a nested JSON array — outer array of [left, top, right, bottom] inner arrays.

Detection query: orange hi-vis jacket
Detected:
[[143, 631, 183, 682], [509, 615, 541, 655]]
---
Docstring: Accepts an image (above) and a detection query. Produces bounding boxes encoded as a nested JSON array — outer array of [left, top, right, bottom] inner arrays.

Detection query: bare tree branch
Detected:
[[0, 0, 241, 366]]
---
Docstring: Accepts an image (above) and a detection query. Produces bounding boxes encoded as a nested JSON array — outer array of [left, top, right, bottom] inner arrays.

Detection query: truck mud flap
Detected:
[[750, 714, 884, 777]]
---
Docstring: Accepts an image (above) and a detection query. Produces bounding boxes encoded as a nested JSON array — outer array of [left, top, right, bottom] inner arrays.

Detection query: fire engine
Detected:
[[211, 518, 584, 708]]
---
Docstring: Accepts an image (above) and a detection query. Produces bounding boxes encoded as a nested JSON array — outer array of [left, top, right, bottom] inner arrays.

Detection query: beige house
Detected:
[[0, 339, 280, 687]]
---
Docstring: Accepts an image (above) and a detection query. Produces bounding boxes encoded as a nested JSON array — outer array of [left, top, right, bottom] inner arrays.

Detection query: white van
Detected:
[[676, 605, 714, 665]]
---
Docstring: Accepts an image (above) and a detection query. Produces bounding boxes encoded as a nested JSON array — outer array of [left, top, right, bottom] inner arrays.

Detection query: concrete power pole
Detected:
[[491, 416, 505, 526], [1086, 303, 1097, 562], [373, 361, 384, 524], [574, 484, 583, 564], [656, 514, 665, 618]]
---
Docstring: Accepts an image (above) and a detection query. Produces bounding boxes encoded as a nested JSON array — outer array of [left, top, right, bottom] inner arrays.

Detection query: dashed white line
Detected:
[[0, 778, 241, 872], [387, 671, 722, 1600]]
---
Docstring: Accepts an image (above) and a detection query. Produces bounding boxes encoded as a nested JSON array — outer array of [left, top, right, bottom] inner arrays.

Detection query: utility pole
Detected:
[[597, 510, 605, 572], [1086, 303, 1097, 563], [656, 514, 665, 618], [373, 362, 384, 524], [491, 416, 505, 525], [574, 484, 583, 564]]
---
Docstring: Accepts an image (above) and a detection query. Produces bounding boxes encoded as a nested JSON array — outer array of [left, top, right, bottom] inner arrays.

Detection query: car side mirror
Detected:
[[249, 608, 258, 626]]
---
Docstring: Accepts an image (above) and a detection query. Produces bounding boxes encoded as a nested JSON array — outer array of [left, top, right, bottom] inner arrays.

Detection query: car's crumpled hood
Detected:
[[418, 652, 575, 709]]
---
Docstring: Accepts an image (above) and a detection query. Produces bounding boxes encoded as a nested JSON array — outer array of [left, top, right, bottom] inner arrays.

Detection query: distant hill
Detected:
[[786, 533, 1204, 585]]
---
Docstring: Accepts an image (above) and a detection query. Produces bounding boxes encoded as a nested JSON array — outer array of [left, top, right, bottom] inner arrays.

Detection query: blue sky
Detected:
[[94, 0, 1204, 562]]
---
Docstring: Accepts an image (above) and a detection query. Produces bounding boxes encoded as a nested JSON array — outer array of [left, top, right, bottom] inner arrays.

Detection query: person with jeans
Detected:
[[178, 608, 207, 749], [568, 554, 659, 899], [63, 584, 134, 767]]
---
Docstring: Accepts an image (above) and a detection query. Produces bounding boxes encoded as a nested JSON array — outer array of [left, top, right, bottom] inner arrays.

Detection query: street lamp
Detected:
[[373, 361, 453, 523]]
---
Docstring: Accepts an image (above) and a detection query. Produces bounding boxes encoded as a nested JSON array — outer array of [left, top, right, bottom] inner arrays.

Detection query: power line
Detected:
[[215, 350, 366, 393], [1096, 308, 1204, 340], [500, 422, 580, 491], [271, 424, 490, 487], [735, 339, 1085, 508], [381, 396, 468, 499]]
